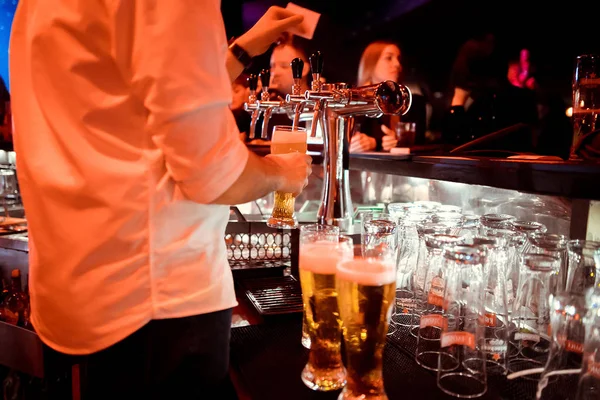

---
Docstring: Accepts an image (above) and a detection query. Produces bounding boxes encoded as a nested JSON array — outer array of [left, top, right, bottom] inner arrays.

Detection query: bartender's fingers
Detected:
[[238, 7, 304, 57], [380, 124, 395, 136], [267, 152, 312, 196], [381, 135, 398, 151], [294, 164, 312, 196]]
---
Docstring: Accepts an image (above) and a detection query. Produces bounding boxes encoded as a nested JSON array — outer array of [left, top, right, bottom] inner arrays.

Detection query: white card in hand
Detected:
[[285, 2, 321, 40]]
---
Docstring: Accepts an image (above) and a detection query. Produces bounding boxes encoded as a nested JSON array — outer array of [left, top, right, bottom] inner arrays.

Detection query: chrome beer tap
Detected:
[[308, 52, 325, 139], [245, 62, 316, 140], [282, 56, 322, 136], [304, 51, 412, 232], [259, 69, 274, 140], [246, 74, 260, 140], [289, 58, 309, 130], [244, 70, 290, 140]]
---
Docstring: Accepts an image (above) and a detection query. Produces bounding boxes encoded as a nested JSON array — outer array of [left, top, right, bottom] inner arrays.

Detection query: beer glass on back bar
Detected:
[[570, 54, 600, 160], [267, 125, 307, 228], [336, 256, 396, 400]]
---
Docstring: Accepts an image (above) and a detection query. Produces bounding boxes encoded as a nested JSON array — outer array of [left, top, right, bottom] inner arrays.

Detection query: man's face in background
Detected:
[[269, 45, 308, 96]]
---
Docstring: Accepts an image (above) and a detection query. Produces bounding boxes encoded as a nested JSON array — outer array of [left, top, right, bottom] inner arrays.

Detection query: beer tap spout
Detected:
[[259, 69, 273, 140], [245, 74, 260, 140]]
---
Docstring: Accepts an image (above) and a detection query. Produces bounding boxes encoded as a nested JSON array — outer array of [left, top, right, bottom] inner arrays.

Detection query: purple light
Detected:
[[242, 1, 269, 31]]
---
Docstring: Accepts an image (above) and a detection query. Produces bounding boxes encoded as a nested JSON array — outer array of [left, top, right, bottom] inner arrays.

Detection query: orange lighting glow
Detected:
[[566, 107, 573, 117]]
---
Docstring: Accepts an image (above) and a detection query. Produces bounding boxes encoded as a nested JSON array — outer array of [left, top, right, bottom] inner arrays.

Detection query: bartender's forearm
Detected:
[[226, 37, 257, 83], [226, 50, 245, 83], [211, 151, 282, 205]]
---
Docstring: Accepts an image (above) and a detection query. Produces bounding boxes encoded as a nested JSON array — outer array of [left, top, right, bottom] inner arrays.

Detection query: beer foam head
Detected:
[[299, 241, 351, 275], [271, 128, 307, 143], [336, 257, 396, 286]]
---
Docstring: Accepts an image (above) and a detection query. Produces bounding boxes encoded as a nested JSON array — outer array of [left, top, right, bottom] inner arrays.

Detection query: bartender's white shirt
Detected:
[[9, 0, 249, 354]]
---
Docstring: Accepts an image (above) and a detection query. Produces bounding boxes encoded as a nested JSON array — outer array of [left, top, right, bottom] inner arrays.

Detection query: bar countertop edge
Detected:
[[348, 153, 600, 200]]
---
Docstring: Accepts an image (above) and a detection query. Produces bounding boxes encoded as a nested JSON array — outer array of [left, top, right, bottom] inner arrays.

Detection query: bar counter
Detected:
[[1, 148, 597, 398], [229, 292, 567, 400], [227, 243, 571, 400], [349, 153, 600, 200], [251, 144, 600, 200]]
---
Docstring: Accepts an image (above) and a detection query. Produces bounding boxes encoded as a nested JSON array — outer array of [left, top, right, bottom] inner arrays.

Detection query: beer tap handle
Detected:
[[291, 58, 304, 79], [309, 51, 323, 91], [259, 69, 271, 101], [309, 51, 323, 75], [247, 74, 258, 103], [248, 74, 258, 92], [291, 58, 304, 96], [290, 57, 306, 129]]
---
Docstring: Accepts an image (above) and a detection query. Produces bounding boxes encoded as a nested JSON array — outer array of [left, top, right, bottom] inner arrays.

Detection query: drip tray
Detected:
[[239, 275, 303, 316]]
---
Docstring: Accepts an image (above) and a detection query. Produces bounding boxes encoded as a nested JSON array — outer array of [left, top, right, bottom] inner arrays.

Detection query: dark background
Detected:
[[222, 0, 600, 102], [3, 0, 599, 105]]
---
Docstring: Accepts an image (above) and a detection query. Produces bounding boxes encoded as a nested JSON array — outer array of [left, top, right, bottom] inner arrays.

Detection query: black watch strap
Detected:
[[229, 42, 253, 69]]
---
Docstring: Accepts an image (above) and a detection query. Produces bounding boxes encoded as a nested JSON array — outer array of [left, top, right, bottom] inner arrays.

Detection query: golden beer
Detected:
[[299, 241, 348, 391], [336, 257, 396, 400], [267, 126, 307, 229], [299, 224, 341, 350]]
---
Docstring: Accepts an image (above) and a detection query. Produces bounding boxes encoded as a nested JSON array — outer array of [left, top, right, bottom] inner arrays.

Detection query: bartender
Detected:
[[9, 2, 311, 399]]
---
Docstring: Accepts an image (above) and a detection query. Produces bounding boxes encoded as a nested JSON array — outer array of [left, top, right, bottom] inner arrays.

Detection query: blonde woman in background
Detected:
[[350, 40, 427, 153]]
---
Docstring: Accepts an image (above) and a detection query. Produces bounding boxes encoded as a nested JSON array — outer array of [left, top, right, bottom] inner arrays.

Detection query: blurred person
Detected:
[[443, 33, 538, 150], [231, 73, 252, 111], [247, 37, 313, 143], [448, 31, 501, 96], [350, 40, 428, 153], [269, 38, 311, 98], [507, 48, 537, 90], [505, 47, 573, 159], [10, 2, 312, 399]]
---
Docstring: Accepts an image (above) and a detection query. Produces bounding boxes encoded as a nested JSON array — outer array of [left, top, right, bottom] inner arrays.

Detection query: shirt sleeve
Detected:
[[129, 0, 249, 204]]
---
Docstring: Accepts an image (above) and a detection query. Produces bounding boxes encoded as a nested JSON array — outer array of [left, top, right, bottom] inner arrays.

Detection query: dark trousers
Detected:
[[42, 308, 238, 400]]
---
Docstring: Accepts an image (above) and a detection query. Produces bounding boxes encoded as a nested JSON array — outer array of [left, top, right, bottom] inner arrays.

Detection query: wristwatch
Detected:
[[229, 42, 253, 69]]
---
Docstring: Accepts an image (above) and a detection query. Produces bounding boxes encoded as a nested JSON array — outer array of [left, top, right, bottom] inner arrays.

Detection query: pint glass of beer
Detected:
[[336, 257, 396, 400], [571, 54, 600, 160], [299, 224, 340, 350], [299, 225, 350, 391], [267, 125, 308, 228]]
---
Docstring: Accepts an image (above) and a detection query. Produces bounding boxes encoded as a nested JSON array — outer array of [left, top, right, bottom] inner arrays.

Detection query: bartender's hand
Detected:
[[349, 133, 376, 153], [266, 152, 313, 196], [380, 125, 398, 151], [235, 7, 305, 58]]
